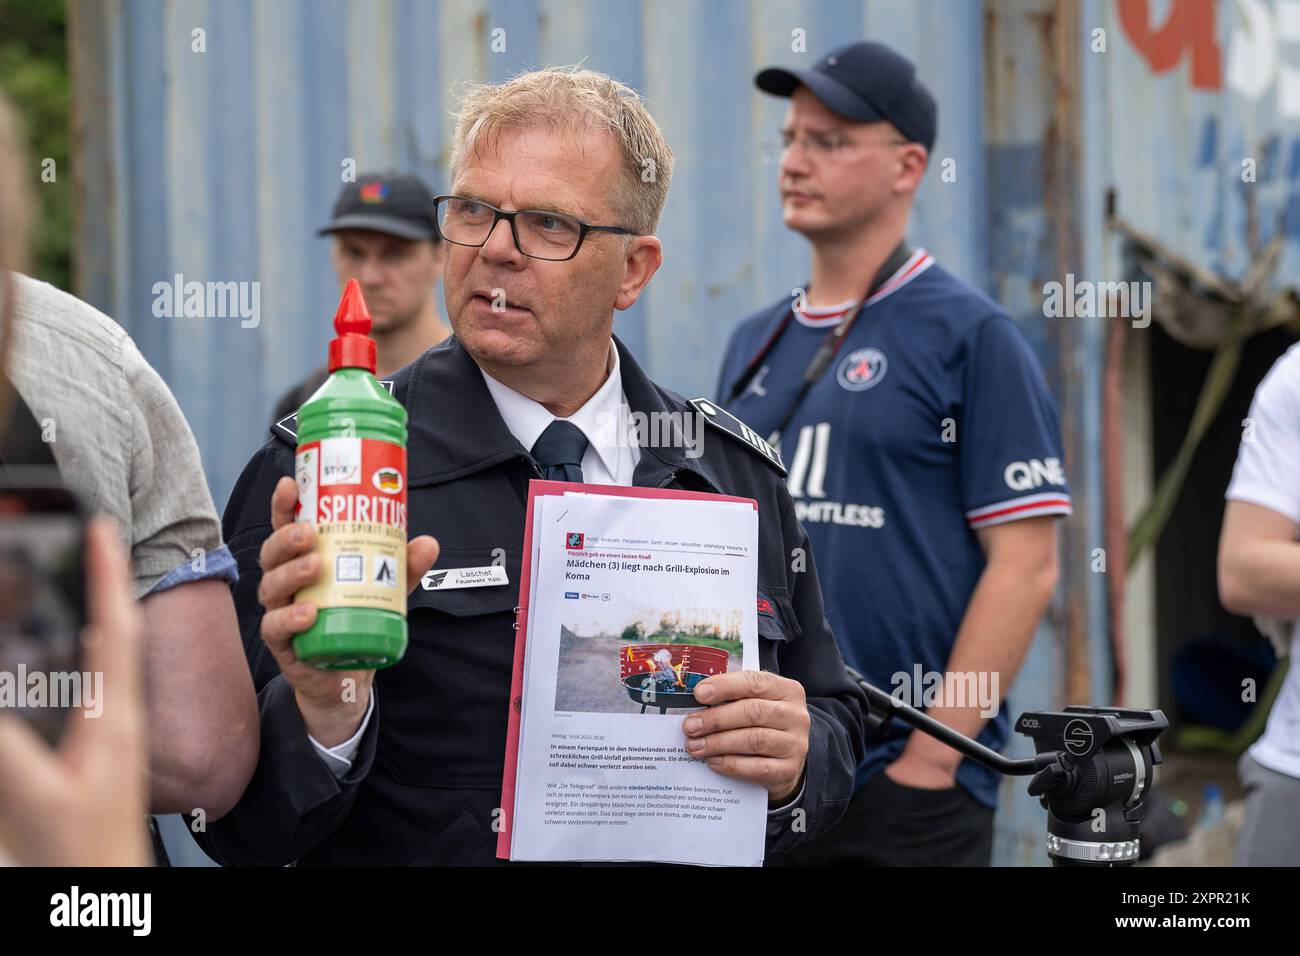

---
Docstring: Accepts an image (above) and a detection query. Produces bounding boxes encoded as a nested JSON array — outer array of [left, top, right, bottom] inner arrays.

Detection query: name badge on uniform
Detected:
[[421, 566, 510, 590]]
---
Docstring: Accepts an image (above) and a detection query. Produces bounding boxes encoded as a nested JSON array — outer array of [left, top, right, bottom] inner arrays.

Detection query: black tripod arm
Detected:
[[849, 668, 1054, 777]]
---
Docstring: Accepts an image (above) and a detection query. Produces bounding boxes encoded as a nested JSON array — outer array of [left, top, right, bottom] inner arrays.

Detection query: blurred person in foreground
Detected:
[[1218, 342, 1300, 866], [0, 518, 150, 866], [0, 96, 147, 865], [0, 92, 258, 858]]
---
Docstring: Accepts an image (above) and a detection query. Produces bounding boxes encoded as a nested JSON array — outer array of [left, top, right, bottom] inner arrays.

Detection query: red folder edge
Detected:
[[496, 478, 758, 859]]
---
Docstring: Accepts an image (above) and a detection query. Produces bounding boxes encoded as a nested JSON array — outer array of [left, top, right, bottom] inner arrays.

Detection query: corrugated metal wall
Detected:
[[71, 0, 992, 506], [70, 0, 1116, 866], [1100, 0, 1300, 277], [1093, 0, 1300, 560]]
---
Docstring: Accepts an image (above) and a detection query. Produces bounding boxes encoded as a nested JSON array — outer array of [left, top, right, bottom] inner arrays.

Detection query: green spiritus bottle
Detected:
[[292, 278, 410, 668]]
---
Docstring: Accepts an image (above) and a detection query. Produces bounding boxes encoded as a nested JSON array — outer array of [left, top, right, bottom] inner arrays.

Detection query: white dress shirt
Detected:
[[478, 339, 641, 486]]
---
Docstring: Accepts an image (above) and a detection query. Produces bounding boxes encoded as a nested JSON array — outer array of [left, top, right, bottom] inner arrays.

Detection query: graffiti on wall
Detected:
[[1119, 0, 1300, 267], [1120, 0, 1300, 113]]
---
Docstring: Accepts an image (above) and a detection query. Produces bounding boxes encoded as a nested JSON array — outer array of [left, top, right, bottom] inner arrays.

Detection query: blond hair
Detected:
[[449, 66, 674, 236]]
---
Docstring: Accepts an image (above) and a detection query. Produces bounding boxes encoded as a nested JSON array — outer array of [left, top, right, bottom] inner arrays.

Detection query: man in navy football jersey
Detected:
[[716, 41, 1071, 865]]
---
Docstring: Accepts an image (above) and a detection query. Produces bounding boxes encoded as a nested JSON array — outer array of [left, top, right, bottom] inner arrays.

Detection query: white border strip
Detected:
[[967, 492, 1073, 528], [865, 248, 935, 305]]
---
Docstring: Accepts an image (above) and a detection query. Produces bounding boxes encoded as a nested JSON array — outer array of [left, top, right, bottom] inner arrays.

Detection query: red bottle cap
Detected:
[[328, 279, 378, 373]]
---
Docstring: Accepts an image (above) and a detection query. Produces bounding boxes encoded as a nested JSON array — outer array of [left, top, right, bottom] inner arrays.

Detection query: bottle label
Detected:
[[293, 436, 408, 613]]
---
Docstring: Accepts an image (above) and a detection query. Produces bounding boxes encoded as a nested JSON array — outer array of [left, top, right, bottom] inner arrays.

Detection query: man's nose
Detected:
[[780, 144, 811, 180], [480, 216, 524, 263], [359, 257, 385, 286]]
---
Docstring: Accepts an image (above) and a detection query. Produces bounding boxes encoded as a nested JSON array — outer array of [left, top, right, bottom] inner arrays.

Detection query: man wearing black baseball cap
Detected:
[[754, 40, 936, 152], [269, 172, 450, 425], [716, 42, 1071, 866]]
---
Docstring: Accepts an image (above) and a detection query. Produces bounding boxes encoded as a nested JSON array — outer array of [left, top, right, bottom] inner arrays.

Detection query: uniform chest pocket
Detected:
[[406, 546, 522, 618], [756, 587, 801, 644]]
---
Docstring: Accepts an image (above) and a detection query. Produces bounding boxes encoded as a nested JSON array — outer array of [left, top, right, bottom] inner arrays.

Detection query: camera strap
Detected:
[[725, 241, 913, 444]]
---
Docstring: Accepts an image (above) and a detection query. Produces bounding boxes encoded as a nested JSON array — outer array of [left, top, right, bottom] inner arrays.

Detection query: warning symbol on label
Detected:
[[336, 554, 363, 583], [373, 554, 398, 588]]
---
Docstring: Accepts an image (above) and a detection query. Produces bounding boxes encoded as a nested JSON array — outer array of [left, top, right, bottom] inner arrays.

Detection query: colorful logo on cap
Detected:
[[837, 347, 888, 392], [359, 181, 389, 204]]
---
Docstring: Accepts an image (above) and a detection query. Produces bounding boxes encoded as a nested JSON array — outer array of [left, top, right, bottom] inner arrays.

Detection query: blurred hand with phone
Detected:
[[0, 516, 150, 866]]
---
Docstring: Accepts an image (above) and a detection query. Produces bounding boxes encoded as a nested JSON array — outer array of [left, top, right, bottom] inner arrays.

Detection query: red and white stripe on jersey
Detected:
[[795, 298, 858, 327], [865, 248, 934, 305], [793, 248, 936, 328], [965, 492, 1073, 529]]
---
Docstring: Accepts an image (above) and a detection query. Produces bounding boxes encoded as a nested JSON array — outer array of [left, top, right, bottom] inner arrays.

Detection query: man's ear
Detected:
[[614, 235, 663, 312], [895, 144, 928, 196]]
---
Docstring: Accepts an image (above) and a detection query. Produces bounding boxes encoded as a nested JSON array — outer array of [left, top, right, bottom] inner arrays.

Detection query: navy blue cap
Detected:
[[755, 41, 937, 152], [318, 172, 440, 242]]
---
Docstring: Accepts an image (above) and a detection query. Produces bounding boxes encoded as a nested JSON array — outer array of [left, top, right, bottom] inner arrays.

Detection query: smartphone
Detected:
[[0, 468, 88, 744]]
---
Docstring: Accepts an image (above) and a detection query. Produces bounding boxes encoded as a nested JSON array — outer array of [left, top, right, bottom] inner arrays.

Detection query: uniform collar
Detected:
[[401, 334, 723, 493], [478, 341, 625, 482]]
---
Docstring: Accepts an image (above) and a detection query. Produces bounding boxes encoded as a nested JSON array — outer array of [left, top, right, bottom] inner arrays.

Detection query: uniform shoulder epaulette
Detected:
[[687, 397, 785, 476], [269, 379, 395, 445], [269, 412, 298, 446]]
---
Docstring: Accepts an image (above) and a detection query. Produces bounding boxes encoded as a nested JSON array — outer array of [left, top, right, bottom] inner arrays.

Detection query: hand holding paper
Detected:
[[501, 481, 770, 865], [684, 670, 810, 805]]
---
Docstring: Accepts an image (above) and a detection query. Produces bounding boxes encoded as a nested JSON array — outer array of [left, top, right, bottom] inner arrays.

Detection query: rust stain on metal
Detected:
[[1066, 594, 1090, 707], [1103, 317, 1130, 704], [1043, 0, 1092, 707], [985, 0, 1093, 704]]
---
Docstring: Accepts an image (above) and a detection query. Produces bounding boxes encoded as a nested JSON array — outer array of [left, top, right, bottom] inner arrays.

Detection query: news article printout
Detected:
[[508, 491, 764, 865]]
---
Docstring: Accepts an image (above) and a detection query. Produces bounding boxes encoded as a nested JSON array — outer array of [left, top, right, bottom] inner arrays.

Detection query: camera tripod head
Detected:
[[1016, 706, 1168, 866], [847, 668, 1168, 867]]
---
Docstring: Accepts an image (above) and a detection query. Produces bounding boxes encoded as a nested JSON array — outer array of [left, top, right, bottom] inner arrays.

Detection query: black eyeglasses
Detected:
[[433, 195, 637, 261]]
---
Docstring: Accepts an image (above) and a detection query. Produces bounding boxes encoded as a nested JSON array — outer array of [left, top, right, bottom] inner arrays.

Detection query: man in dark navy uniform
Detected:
[[195, 66, 865, 866]]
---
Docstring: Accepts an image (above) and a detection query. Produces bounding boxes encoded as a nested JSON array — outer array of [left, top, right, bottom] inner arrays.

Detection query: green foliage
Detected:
[[670, 634, 742, 656], [0, 0, 70, 290], [634, 618, 741, 655]]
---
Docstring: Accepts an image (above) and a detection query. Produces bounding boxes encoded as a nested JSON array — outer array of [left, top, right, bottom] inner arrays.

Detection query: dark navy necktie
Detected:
[[531, 420, 588, 482]]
